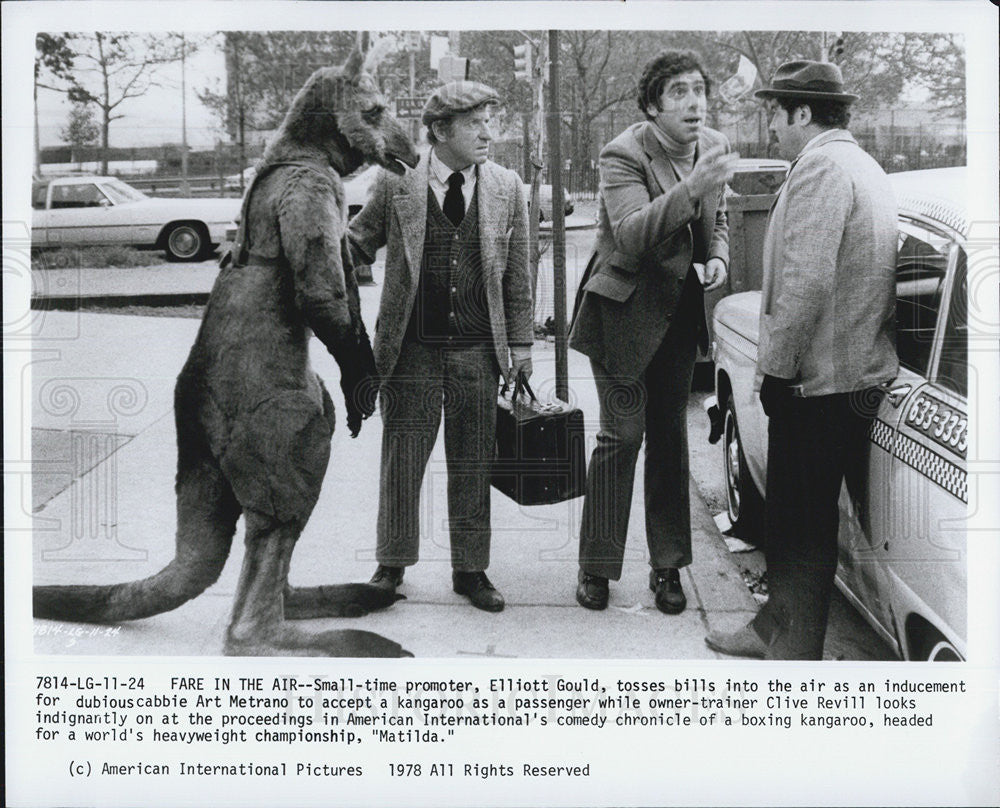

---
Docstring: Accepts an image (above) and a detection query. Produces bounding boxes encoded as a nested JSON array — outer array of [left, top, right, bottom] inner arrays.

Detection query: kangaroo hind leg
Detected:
[[225, 511, 410, 657]]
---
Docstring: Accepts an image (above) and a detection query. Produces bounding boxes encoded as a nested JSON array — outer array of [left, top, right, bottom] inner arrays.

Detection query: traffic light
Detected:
[[831, 32, 845, 61], [513, 42, 533, 81]]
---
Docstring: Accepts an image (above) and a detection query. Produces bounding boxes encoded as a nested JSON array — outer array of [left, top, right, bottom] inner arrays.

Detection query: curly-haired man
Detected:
[[570, 50, 738, 615]]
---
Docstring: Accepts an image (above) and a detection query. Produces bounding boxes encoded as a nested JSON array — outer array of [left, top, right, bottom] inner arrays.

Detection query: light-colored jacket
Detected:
[[347, 154, 533, 381], [756, 129, 898, 395], [569, 121, 730, 379]]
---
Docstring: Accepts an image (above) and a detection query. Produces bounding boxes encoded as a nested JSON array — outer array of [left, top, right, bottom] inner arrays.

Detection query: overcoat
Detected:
[[755, 129, 898, 395], [348, 154, 533, 381], [569, 120, 731, 379]]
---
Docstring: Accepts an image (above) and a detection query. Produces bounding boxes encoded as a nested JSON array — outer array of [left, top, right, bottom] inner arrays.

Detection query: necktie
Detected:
[[443, 171, 465, 226]]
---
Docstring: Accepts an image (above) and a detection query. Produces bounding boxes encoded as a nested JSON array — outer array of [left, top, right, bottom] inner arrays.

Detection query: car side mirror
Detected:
[[99, 198, 111, 208]]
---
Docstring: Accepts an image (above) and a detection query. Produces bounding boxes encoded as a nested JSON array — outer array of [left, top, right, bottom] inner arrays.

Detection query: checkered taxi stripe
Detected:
[[869, 418, 894, 453], [869, 418, 967, 503]]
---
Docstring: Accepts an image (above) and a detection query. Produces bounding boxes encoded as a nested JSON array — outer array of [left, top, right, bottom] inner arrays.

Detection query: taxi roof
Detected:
[[890, 167, 968, 239]]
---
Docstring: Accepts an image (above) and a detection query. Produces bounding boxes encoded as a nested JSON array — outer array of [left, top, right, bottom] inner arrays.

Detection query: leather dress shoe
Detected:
[[369, 565, 404, 591], [452, 571, 505, 612], [705, 623, 768, 659], [649, 568, 686, 614], [576, 570, 609, 611]]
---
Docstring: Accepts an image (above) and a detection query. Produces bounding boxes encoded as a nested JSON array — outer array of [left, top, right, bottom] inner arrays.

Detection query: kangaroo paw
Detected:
[[283, 583, 405, 619]]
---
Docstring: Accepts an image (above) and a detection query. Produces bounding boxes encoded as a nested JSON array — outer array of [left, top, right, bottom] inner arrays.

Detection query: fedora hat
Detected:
[[755, 60, 858, 103]]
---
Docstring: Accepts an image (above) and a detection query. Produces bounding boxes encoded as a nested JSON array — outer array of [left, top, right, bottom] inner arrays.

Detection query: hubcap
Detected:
[[169, 228, 199, 258]]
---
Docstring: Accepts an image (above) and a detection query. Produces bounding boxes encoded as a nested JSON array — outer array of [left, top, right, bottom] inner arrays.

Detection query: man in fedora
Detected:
[[706, 60, 898, 659], [569, 50, 738, 615], [347, 81, 533, 612]]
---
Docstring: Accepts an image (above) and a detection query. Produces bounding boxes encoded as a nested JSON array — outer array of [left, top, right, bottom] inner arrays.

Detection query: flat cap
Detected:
[[755, 60, 858, 103], [422, 81, 501, 126]]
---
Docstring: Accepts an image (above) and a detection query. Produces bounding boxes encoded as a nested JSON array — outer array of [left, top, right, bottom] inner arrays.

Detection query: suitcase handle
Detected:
[[499, 371, 537, 404]]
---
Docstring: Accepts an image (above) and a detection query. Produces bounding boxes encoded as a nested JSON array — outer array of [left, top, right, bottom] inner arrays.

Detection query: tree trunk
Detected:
[[101, 107, 110, 175], [238, 109, 246, 193], [34, 80, 41, 178], [98, 32, 111, 176]]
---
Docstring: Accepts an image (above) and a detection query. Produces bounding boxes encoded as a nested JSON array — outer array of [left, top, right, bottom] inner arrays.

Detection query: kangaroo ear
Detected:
[[363, 34, 398, 74], [343, 45, 364, 80]]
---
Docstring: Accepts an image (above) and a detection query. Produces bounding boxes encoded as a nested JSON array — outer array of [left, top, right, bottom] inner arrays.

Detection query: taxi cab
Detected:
[[710, 167, 968, 661]]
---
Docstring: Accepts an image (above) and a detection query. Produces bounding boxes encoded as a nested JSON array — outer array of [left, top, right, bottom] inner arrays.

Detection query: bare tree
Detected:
[[559, 31, 656, 177], [198, 31, 358, 187], [64, 32, 179, 174]]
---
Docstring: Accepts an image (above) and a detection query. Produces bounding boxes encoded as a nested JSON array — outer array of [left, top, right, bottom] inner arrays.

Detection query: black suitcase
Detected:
[[492, 375, 587, 506]]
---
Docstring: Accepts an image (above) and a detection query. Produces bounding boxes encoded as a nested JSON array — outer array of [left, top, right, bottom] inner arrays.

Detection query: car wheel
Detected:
[[723, 397, 764, 542], [164, 223, 209, 261]]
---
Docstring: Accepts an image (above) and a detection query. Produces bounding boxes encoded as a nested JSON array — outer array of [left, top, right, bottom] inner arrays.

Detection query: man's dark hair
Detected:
[[637, 50, 712, 118], [775, 96, 852, 129]]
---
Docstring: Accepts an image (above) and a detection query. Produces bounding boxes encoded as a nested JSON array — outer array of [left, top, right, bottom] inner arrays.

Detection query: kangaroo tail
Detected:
[[34, 459, 241, 624]]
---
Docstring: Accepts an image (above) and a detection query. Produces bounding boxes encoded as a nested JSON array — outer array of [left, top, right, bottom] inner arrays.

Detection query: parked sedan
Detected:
[[710, 167, 968, 661], [524, 183, 574, 221], [32, 176, 240, 261]]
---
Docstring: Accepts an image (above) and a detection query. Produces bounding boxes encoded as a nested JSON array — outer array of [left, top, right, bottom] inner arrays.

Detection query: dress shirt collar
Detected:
[[429, 148, 477, 188]]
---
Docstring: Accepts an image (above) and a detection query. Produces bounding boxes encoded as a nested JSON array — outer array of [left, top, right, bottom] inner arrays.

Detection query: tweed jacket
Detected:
[[755, 129, 898, 396], [347, 154, 533, 380], [569, 120, 730, 380]]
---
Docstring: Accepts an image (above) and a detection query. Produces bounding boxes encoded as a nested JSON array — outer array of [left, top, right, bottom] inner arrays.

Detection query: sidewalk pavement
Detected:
[[28, 262, 757, 658]]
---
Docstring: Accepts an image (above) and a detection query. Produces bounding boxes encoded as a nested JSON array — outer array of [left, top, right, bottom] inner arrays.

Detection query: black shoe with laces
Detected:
[[452, 571, 505, 612]]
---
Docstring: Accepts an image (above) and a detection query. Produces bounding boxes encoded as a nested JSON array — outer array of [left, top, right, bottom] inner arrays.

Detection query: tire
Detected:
[[723, 396, 764, 542], [164, 222, 209, 261], [916, 631, 962, 661]]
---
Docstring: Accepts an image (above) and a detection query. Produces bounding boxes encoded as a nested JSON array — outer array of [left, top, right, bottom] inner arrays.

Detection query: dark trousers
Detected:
[[376, 339, 499, 572], [751, 390, 880, 659], [578, 274, 701, 580]]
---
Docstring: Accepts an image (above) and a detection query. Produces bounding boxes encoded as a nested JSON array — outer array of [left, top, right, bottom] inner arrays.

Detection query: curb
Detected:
[[31, 293, 210, 311]]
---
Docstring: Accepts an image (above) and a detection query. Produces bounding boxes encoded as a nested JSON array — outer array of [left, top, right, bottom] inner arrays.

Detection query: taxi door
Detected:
[[835, 222, 967, 658]]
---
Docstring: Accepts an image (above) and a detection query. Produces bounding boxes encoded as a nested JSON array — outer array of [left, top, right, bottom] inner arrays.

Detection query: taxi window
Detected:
[[50, 183, 108, 209], [936, 249, 966, 398], [895, 220, 951, 377]]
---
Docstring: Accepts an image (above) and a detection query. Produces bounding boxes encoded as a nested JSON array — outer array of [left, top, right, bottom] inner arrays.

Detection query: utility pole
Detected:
[[546, 30, 568, 401], [409, 48, 418, 142], [514, 32, 547, 293], [180, 33, 190, 196]]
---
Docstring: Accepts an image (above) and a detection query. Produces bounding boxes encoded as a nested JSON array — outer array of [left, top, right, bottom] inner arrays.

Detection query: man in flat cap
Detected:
[[348, 81, 533, 611], [706, 60, 898, 659]]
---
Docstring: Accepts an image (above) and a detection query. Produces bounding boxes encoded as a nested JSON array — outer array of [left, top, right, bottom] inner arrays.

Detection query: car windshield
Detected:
[[100, 178, 148, 204]]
